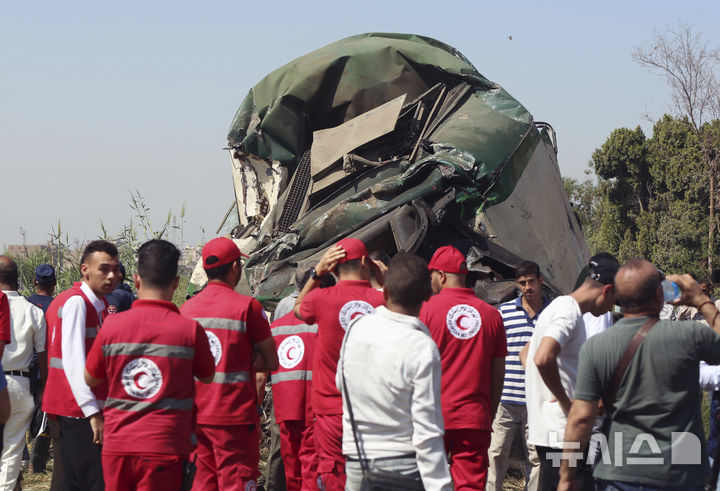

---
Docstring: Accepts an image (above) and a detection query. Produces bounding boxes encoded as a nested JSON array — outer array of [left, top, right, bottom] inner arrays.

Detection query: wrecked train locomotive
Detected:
[[193, 33, 589, 306]]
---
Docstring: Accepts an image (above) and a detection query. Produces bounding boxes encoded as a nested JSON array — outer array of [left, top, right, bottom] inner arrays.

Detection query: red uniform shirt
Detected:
[[86, 299, 215, 456], [270, 312, 317, 424], [43, 283, 108, 418], [420, 287, 507, 430], [180, 282, 272, 425], [300, 280, 384, 415], [0, 292, 10, 343]]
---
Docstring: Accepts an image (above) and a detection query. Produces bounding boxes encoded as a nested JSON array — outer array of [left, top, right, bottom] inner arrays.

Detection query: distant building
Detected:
[[5, 244, 49, 257]]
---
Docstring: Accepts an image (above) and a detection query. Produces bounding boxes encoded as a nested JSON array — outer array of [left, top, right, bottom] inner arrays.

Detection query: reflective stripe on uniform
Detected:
[[271, 370, 312, 384], [49, 357, 63, 369], [212, 371, 250, 384], [57, 306, 63, 319], [271, 324, 318, 336], [192, 318, 246, 333], [102, 343, 195, 359], [104, 397, 193, 412]]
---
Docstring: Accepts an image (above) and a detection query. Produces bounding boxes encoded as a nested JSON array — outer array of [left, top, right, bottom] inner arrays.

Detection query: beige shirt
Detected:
[[2, 291, 46, 371]]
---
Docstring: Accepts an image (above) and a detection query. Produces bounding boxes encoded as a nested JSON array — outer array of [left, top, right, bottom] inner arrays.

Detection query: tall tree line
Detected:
[[564, 115, 720, 278]]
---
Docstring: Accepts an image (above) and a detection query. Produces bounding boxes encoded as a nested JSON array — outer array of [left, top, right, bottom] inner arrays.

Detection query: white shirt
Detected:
[[61, 282, 105, 417], [336, 306, 452, 491], [525, 295, 586, 447], [271, 290, 299, 321], [2, 291, 46, 371], [583, 311, 613, 339], [700, 362, 720, 391]]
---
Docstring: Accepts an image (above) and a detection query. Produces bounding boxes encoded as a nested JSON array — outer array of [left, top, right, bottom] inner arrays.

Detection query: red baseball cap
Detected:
[[336, 238, 369, 263], [202, 237, 248, 270], [428, 246, 468, 274]]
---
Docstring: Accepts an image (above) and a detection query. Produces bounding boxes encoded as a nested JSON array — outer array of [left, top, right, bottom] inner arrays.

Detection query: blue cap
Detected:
[[35, 264, 56, 282]]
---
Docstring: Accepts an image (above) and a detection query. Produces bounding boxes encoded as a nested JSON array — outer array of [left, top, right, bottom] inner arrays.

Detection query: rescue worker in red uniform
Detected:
[[84, 239, 215, 490], [419, 246, 507, 490], [180, 237, 279, 491], [271, 265, 320, 490], [42, 240, 120, 491], [293, 238, 385, 491]]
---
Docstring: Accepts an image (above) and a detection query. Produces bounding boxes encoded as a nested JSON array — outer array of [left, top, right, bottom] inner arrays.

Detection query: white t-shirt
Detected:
[[583, 311, 613, 339], [525, 295, 586, 447]]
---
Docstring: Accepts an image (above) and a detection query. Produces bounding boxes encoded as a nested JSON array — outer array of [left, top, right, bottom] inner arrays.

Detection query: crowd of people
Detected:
[[0, 234, 718, 490]]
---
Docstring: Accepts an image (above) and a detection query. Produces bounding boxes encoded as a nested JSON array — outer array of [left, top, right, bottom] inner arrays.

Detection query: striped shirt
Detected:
[[499, 296, 548, 405]]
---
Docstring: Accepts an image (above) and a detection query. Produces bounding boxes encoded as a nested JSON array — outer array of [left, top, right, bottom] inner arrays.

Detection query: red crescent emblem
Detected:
[[350, 311, 364, 321], [134, 372, 148, 389], [456, 315, 471, 330], [287, 347, 297, 360]]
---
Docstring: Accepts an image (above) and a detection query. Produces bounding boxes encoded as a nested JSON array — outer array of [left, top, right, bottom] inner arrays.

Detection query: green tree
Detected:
[[588, 115, 712, 277], [562, 176, 602, 253]]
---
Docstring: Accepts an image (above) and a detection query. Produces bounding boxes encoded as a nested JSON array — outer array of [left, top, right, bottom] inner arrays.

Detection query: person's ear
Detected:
[[172, 276, 180, 291], [80, 262, 89, 279], [133, 273, 141, 291]]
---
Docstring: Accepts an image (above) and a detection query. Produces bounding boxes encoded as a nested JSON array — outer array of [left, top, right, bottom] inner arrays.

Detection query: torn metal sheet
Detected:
[[230, 151, 287, 228], [311, 94, 406, 182]]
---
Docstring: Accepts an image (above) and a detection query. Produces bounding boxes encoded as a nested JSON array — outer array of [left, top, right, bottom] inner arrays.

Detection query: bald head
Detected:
[[0, 256, 18, 290], [614, 258, 663, 313]]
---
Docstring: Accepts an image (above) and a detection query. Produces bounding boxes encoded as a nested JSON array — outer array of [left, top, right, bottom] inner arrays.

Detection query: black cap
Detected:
[[588, 253, 620, 285], [35, 264, 55, 283]]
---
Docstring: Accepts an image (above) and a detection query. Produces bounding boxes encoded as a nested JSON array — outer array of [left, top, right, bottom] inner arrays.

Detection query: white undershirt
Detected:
[[61, 282, 104, 417], [2, 291, 46, 371]]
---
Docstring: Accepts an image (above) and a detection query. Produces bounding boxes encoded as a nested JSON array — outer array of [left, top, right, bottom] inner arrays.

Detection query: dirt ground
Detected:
[[19, 458, 526, 490]]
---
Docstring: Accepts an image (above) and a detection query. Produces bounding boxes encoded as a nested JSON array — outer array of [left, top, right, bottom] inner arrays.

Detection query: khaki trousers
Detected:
[[485, 402, 540, 491]]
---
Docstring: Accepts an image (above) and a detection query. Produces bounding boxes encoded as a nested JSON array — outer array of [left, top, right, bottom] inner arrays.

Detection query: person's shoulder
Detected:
[[670, 318, 719, 340], [25, 298, 44, 318], [61, 292, 86, 309], [404, 328, 441, 364], [539, 295, 578, 318], [499, 298, 518, 311], [270, 311, 302, 330]]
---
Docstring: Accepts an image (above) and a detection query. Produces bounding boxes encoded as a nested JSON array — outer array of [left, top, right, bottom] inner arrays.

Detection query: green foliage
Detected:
[[574, 114, 718, 277], [7, 192, 194, 305]]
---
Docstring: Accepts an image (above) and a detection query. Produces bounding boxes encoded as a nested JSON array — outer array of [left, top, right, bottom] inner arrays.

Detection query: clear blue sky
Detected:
[[2, 1, 719, 249]]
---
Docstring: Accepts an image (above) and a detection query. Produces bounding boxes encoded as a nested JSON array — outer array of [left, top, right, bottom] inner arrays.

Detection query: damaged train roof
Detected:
[[197, 32, 589, 306]]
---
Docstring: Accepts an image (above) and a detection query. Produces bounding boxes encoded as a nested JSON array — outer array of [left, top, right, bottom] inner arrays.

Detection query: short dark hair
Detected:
[[295, 264, 314, 291], [0, 257, 18, 289], [516, 261, 541, 279], [37, 279, 56, 289], [81, 240, 119, 265], [205, 260, 237, 280], [336, 258, 362, 276], [136, 240, 180, 288], [384, 254, 431, 309], [369, 250, 390, 266]]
